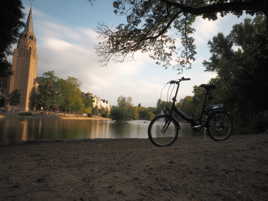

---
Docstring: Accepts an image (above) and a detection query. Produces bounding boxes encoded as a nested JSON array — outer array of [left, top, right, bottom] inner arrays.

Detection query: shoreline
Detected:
[[58, 115, 111, 121], [0, 112, 111, 121]]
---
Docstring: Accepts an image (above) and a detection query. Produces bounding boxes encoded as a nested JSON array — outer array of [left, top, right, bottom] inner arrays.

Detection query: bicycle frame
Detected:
[[148, 78, 232, 146], [168, 81, 209, 126]]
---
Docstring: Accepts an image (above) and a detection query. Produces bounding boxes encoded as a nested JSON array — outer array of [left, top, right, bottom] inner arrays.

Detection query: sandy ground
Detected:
[[0, 135, 268, 201]]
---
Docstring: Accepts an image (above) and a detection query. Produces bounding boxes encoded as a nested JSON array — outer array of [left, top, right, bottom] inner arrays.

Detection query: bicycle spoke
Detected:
[[207, 112, 232, 141], [148, 115, 179, 146]]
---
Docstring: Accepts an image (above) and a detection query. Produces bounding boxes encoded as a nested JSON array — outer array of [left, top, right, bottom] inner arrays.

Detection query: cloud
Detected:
[[193, 17, 220, 46], [30, 6, 228, 107], [45, 38, 73, 50], [33, 10, 161, 106], [193, 14, 250, 48]]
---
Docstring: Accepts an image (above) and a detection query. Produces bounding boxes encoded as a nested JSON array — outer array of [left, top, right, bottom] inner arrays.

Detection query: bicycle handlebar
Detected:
[[181, 77, 191, 81], [169, 77, 191, 84]]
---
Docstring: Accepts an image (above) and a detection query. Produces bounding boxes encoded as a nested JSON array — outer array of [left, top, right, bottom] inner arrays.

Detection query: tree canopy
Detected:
[[97, 0, 267, 72], [110, 96, 155, 121], [181, 16, 268, 133], [0, 0, 24, 77], [204, 16, 268, 113], [31, 71, 94, 114]]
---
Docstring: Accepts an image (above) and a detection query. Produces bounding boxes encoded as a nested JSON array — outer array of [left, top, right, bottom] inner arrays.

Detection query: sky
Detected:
[[20, 0, 249, 107]]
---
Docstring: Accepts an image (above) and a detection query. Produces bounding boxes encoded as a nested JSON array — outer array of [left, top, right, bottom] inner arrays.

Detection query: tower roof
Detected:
[[23, 8, 34, 36]]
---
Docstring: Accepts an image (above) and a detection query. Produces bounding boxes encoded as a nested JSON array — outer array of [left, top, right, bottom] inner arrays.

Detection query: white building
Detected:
[[92, 96, 111, 113]]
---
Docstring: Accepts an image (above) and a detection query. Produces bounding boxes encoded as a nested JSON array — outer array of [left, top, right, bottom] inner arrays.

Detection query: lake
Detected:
[[0, 116, 194, 145]]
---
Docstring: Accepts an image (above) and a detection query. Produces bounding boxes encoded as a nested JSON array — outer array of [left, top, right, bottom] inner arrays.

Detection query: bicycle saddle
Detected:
[[200, 84, 216, 90]]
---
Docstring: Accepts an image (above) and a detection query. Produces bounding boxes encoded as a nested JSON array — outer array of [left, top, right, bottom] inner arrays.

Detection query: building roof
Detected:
[[23, 8, 35, 37]]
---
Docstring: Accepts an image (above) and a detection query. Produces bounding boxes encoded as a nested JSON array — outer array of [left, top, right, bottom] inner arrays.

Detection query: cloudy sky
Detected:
[[21, 0, 248, 107]]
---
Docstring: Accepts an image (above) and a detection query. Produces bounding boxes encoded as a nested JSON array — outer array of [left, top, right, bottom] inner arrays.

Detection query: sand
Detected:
[[0, 135, 268, 201]]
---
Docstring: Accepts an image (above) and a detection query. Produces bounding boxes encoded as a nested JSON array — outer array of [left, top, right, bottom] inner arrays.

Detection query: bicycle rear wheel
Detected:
[[207, 112, 232, 141], [148, 115, 179, 147]]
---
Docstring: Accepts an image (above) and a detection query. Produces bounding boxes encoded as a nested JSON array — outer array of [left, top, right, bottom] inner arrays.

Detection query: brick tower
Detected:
[[9, 8, 38, 111]]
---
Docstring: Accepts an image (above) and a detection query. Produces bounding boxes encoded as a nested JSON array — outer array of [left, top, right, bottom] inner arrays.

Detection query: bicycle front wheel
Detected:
[[207, 112, 232, 141], [148, 115, 179, 147]]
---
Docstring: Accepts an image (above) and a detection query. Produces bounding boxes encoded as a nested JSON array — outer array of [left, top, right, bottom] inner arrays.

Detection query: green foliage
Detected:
[[0, 89, 21, 107], [29, 89, 39, 110], [203, 16, 268, 133], [82, 92, 93, 111], [83, 107, 92, 114], [58, 77, 85, 112], [138, 107, 155, 120], [0, 0, 24, 77], [155, 99, 172, 114], [177, 96, 195, 116], [97, 0, 267, 72], [92, 107, 110, 117], [0, 60, 12, 77], [100, 108, 110, 117], [132, 106, 139, 120], [111, 97, 155, 121], [0, 95, 5, 107], [34, 71, 62, 111], [111, 106, 129, 121], [160, 16, 268, 133], [111, 96, 133, 121], [9, 89, 20, 106], [31, 71, 97, 114]]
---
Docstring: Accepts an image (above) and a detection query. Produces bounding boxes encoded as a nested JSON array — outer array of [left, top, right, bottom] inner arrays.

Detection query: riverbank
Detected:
[[0, 112, 111, 121], [0, 134, 267, 201], [57, 113, 111, 120]]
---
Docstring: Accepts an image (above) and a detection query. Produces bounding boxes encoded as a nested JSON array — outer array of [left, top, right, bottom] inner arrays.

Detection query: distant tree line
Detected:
[[0, 89, 20, 108], [30, 71, 108, 116], [110, 96, 155, 122]]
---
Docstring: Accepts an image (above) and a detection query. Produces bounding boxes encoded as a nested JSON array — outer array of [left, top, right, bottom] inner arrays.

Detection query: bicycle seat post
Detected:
[[172, 83, 180, 104]]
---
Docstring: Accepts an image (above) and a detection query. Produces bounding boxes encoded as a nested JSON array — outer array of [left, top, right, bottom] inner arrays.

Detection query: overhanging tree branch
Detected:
[[162, 0, 264, 15], [144, 11, 182, 41], [97, 0, 267, 71]]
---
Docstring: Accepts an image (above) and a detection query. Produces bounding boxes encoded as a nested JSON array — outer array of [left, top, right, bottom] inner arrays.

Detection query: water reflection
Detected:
[[20, 120, 28, 141], [0, 117, 194, 145]]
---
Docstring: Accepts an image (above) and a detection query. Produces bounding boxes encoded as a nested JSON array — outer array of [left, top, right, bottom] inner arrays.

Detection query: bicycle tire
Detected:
[[207, 111, 233, 141], [148, 115, 179, 147]]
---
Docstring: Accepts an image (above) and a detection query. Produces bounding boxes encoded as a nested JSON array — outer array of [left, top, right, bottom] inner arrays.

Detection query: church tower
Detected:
[[9, 8, 38, 111]]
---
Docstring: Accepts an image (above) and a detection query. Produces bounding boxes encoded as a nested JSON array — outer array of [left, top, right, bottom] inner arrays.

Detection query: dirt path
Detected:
[[0, 135, 268, 201]]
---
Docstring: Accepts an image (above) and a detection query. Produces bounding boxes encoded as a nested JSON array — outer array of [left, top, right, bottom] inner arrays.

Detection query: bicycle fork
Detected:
[[161, 118, 172, 133]]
